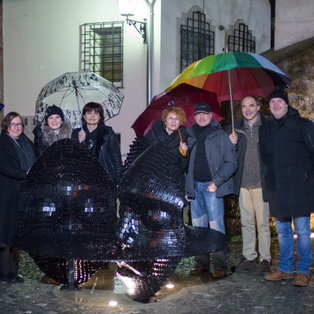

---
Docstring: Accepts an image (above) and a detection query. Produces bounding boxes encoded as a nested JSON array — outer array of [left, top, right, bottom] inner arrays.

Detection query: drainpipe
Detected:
[[144, 0, 156, 106]]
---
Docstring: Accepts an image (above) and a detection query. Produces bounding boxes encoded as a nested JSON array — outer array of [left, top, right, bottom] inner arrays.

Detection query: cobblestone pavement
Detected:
[[0, 238, 313, 314]]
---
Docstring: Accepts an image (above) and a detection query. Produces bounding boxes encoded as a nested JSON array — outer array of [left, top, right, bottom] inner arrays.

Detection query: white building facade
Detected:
[[3, 0, 270, 156]]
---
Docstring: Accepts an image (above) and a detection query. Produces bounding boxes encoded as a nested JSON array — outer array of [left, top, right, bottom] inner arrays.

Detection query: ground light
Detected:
[[108, 300, 118, 307], [165, 283, 175, 289]]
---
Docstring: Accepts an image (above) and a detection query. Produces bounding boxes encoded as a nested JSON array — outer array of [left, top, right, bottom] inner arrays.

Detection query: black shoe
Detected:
[[260, 260, 271, 273], [0, 273, 24, 283], [235, 258, 256, 272]]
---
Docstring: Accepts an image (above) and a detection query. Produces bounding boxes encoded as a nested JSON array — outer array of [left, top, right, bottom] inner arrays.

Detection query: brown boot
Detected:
[[212, 269, 226, 279], [293, 273, 310, 287], [190, 266, 209, 276], [264, 269, 294, 281]]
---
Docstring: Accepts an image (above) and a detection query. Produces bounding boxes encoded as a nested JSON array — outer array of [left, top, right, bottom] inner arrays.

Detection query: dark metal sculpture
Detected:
[[16, 139, 228, 302]]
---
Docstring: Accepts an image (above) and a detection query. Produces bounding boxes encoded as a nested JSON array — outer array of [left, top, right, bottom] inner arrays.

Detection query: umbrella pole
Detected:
[[72, 79, 82, 129], [227, 69, 235, 132]]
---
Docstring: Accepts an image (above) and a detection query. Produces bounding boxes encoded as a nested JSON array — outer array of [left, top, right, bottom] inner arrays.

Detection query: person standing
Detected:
[[229, 95, 271, 273], [0, 112, 35, 283], [260, 89, 314, 286], [72, 102, 122, 185], [185, 102, 237, 278], [33, 105, 72, 156], [145, 106, 188, 172]]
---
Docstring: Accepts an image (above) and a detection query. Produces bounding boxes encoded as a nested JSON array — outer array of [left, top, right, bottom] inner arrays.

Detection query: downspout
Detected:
[[144, 0, 156, 106]]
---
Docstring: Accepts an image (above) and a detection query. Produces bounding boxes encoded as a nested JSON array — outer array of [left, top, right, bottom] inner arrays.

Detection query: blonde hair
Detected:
[[161, 106, 187, 126]]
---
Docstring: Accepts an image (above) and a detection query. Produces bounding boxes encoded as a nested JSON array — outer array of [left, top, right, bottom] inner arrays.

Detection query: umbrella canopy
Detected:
[[167, 52, 291, 130], [167, 52, 292, 102], [35, 72, 124, 129], [131, 83, 222, 136]]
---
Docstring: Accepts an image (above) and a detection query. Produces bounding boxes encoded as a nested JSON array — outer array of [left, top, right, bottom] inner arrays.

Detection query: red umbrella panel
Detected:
[[131, 83, 222, 136]]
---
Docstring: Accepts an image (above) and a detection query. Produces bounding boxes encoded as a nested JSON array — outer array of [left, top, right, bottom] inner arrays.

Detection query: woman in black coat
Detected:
[[145, 106, 188, 172], [0, 112, 35, 283], [33, 105, 72, 157], [72, 102, 122, 185]]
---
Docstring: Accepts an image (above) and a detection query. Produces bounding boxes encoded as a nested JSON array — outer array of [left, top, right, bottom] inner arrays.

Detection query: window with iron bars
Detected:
[[80, 21, 124, 88], [180, 11, 215, 72], [227, 23, 255, 52]]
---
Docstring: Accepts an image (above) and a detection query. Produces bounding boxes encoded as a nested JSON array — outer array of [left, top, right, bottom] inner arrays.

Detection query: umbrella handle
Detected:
[[178, 129, 187, 157]]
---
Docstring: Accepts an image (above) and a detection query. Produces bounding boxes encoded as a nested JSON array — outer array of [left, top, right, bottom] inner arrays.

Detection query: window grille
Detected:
[[180, 11, 215, 72], [227, 23, 255, 52], [80, 21, 124, 88]]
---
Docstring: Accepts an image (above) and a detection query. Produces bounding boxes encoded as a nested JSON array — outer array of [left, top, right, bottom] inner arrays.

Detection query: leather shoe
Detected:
[[264, 269, 294, 281], [293, 273, 310, 287], [190, 266, 209, 276], [260, 260, 271, 273], [212, 269, 226, 279], [235, 258, 256, 272]]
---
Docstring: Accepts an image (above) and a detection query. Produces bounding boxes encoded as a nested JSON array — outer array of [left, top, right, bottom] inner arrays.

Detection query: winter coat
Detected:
[[72, 123, 122, 185], [145, 120, 189, 172], [33, 121, 72, 157], [231, 113, 267, 196], [0, 131, 35, 246], [259, 107, 314, 218], [185, 120, 237, 198]]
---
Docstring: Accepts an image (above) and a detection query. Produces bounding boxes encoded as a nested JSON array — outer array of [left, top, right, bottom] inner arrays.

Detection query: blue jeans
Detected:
[[275, 216, 312, 274], [191, 181, 227, 271]]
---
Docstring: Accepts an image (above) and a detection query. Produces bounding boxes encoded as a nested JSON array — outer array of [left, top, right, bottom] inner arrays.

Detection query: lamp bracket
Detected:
[[123, 15, 147, 43]]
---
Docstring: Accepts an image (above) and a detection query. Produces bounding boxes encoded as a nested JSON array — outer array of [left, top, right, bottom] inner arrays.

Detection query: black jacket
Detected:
[[259, 107, 314, 218], [33, 121, 72, 157], [0, 131, 35, 246], [72, 123, 122, 185], [145, 120, 188, 172], [232, 113, 267, 196]]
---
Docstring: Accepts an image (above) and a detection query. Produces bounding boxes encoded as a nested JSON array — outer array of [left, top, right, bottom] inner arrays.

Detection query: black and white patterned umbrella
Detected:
[[35, 72, 124, 128]]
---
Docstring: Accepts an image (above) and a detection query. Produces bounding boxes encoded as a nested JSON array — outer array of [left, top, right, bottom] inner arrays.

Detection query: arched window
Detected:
[[180, 11, 215, 71], [227, 22, 255, 52]]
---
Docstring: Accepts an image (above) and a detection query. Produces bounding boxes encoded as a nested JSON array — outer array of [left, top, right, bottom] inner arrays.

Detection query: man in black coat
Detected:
[[260, 89, 314, 287], [229, 95, 271, 273]]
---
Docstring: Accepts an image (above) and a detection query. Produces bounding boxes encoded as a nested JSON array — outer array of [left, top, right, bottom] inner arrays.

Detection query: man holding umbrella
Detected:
[[229, 95, 271, 273], [260, 89, 314, 286], [185, 102, 237, 278]]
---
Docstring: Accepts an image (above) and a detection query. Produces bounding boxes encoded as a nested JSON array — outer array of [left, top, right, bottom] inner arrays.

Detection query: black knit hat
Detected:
[[44, 105, 64, 123], [268, 89, 289, 105], [194, 102, 212, 114]]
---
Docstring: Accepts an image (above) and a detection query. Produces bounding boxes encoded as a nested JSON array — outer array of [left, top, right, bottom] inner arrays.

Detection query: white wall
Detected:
[[275, 0, 314, 50], [3, 0, 147, 156], [159, 0, 271, 90], [3, 0, 271, 156]]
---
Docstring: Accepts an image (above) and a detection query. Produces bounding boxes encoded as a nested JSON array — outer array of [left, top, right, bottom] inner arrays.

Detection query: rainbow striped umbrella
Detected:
[[167, 52, 291, 129]]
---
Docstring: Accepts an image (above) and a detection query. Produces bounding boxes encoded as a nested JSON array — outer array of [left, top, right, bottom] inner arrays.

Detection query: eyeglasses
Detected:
[[10, 123, 23, 128]]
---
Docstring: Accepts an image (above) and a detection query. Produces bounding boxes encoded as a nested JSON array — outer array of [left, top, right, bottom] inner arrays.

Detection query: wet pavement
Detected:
[[0, 237, 313, 314]]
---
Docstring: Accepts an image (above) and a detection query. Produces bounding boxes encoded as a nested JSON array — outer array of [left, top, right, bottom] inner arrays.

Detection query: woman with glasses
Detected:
[[72, 102, 122, 185], [0, 112, 35, 283], [33, 105, 72, 157]]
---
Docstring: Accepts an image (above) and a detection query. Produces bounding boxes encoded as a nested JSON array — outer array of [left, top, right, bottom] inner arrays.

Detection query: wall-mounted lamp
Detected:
[[219, 25, 225, 30], [121, 13, 147, 43]]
